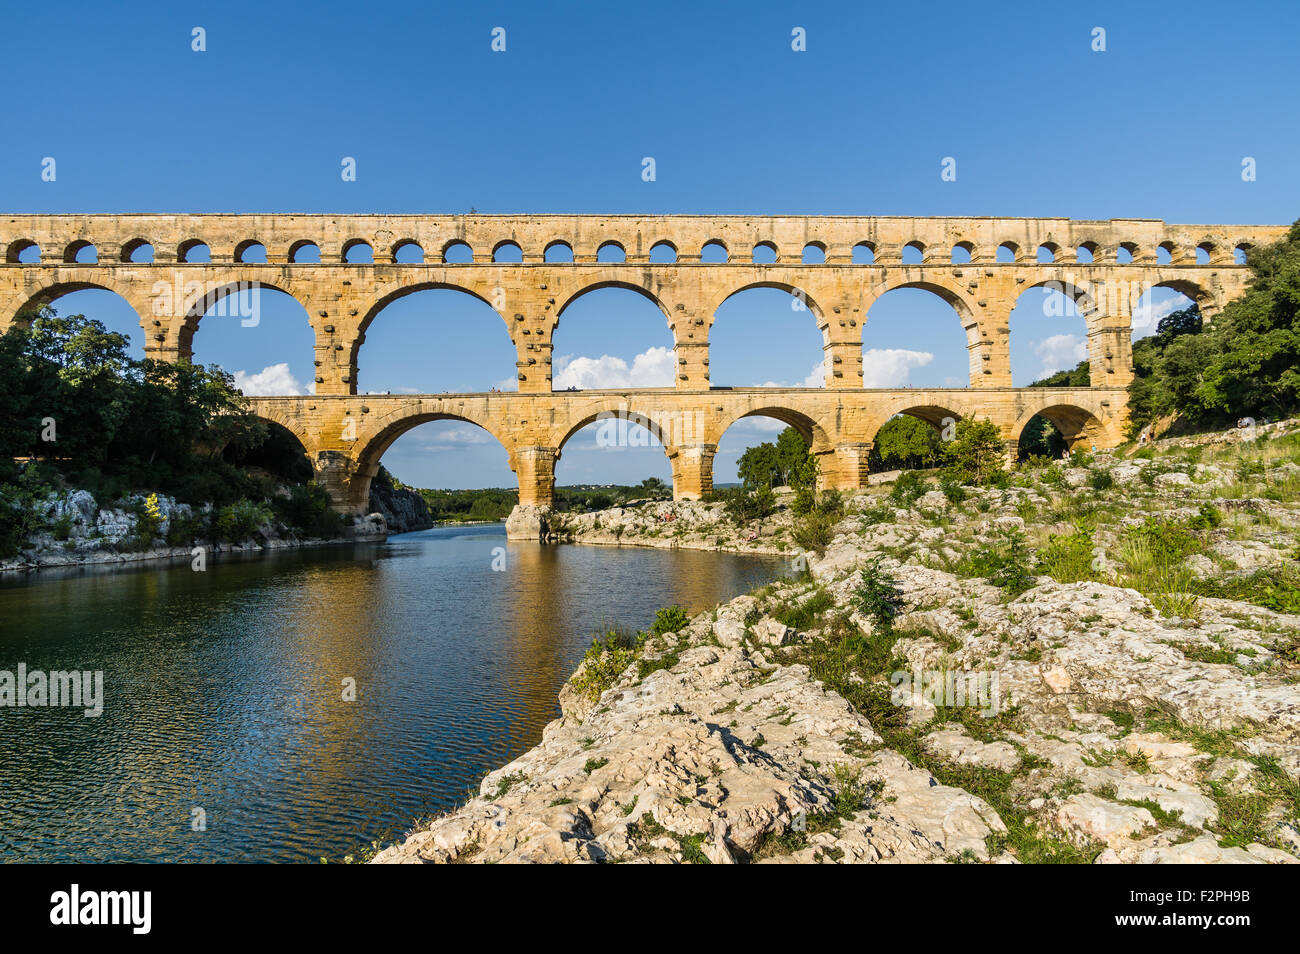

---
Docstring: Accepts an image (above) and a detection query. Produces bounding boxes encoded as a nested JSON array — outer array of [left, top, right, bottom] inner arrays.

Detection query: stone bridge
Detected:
[[0, 213, 1282, 535]]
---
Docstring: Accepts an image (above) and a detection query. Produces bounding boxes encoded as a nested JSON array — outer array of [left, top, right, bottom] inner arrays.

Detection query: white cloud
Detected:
[[552, 346, 675, 390], [862, 348, 933, 387], [1032, 334, 1088, 379], [233, 363, 310, 396]]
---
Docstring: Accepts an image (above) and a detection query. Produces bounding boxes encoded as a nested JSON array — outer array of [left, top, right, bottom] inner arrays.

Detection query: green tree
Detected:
[[737, 427, 811, 488], [872, 415, 942, 470], [1125, 220, 1300, 434], [941, 418, 1006, 485]]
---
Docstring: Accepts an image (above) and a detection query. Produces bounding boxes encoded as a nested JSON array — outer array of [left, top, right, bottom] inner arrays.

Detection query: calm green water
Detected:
[[0, 525, 784, 863]]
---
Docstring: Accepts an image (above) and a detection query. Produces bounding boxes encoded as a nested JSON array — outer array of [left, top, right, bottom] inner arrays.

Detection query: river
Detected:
[[0, 524, 785, 862]]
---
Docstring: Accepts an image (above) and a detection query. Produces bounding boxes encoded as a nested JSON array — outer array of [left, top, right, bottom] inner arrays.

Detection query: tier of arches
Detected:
[[263, 394, 1116, 516], [5, 270, 1207, 395], [3, 234, 1257, 268]]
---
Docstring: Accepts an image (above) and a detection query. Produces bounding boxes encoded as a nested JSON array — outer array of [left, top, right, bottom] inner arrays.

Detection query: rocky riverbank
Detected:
[[374, 421, 1300, 864], [1, 487, 386, 575]]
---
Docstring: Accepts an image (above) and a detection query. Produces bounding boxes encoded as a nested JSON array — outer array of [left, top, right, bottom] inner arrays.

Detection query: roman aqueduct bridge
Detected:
[[0, 213, 1283, 535]]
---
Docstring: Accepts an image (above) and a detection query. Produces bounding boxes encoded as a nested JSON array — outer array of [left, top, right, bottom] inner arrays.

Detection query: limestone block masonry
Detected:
[[1, 213, 1282, 538]]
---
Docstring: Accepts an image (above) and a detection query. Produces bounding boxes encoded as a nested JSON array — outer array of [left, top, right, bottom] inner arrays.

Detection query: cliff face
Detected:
[[373, 420, 1300, 865], [369, 480, 433, 535]]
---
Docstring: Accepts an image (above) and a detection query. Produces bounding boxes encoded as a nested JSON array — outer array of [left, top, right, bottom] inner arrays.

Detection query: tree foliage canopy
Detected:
[[0, 306, 271, 502], [1126, 219, 1300, 434]]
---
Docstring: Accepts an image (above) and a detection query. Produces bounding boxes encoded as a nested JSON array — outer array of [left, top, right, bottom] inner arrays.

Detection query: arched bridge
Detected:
[[1, 213, 1280, 533]]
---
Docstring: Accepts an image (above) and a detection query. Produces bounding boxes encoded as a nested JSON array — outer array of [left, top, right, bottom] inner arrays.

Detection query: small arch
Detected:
[[493, 241, 523, 263], [544, 240, 574, 263], [700, 240, 728, 263], [951, 241, 974, 264], [648, 241, 677, 263], [289, 240, 321, 264], [752, 241, 778, 265], [179, 240, 211, 263], [235, 240, 268, 264], [801, 242, 826, 265], [1076, 241, 1098, 264], [852, 242, 876, 265], [901, 241, 925, 265], [1116, 243, 1137, 264], [343, 240, 374, 264], [121, 239, 154, 264], [996, 242, 1019, 263], [64, 240, 97, 264], [597, 241, 626, 263], [392, 239, 424, 264], [1036, 242, 1061, 264], [7, 240, 41, 263], [1195, 242, 1215, 265], [443, 240, 474, 264], [1233, 243, 1251, 265], [1156, 242, 1175, 265]]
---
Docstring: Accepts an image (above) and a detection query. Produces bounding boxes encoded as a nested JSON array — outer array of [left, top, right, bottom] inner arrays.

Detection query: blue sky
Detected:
[[3, 1, 1297, 488]]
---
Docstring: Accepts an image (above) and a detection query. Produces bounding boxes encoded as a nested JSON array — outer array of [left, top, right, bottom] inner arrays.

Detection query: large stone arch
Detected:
[[554, 279, 675, 333], [862, 277, 989, 386], [1015, 277, 1101, 318], [176, 276, 311, 359], [712, 280, 828, 321], [6, 276, 155, 337], [350, 280, 514, 393], [1149, 276, 1217, 318]]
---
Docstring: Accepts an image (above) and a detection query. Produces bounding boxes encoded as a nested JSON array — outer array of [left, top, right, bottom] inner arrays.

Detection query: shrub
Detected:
[[853, 559, 905, 632], [215, 499, 274, 543], [1125, 516, 1201, 563], [570, 628, 644, 702], [792, 508, 837, 554], [1036, 529, 1098, 584], [131, 493, 164, 550], [961, 530, 1034, 596], [649, 605, 690, 638], [939, 476, 967, 504], [1088, 469, 1114, 491], [1187, 503, 1223, 530], [890, 470, 927, 507], [274, 482, 347, 539], [721, 486, 776, 525]]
